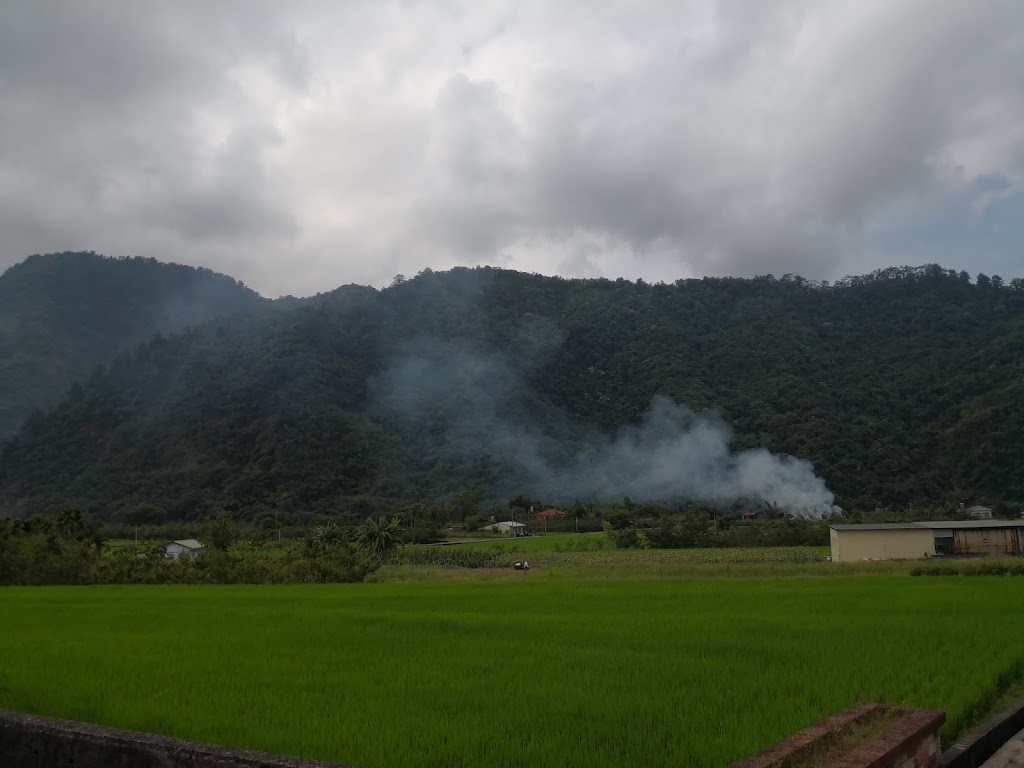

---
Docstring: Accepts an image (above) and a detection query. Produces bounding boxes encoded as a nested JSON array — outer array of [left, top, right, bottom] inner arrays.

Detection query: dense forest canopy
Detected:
[[0, 254, 1021, 522], [0, 251, 267, 440]]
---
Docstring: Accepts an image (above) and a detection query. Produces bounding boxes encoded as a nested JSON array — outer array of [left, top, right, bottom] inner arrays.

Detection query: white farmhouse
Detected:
[[165, 539, 205, 559], [966, 505, 993, 520], [482, 521, 528, 536]]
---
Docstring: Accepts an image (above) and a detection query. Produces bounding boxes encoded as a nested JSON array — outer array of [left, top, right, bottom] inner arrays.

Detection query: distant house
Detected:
[[165, 539, 204, 559], [482, 521, 528, 536], [966, 505, 993, 520], [535, 508, 566, 523]]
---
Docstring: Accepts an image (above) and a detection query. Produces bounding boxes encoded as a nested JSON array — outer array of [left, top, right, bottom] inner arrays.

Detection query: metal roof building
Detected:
[[829, 520, 1024, 562]]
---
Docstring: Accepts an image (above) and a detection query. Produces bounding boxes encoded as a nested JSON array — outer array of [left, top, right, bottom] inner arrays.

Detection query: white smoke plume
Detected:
[[375, 340, 840, 519], [554, 397, 840, 519]]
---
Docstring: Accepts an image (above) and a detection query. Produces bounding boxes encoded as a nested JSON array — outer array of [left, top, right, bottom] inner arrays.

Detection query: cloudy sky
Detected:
[[1, 1, 1022, 297]]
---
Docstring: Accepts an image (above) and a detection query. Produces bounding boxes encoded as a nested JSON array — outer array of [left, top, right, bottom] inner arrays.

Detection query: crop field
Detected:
[[1, 578, 1023, 768], [443, 534, 829, 557], [440, 532, 608, 552]]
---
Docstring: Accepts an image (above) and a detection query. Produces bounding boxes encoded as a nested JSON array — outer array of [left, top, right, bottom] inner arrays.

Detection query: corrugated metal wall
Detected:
[[953, 528, 1022, 555]]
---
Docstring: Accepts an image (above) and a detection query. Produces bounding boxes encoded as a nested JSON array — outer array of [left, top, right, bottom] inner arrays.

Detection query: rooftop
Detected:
[[829, 523, 924, 531], [830, 520, 1024, 532], [917, 520, 1021, 530], [170, 539, 204, 549]]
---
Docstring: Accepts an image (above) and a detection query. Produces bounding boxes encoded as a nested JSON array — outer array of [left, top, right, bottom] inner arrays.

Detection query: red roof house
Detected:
[[535, 508, 566, 523]]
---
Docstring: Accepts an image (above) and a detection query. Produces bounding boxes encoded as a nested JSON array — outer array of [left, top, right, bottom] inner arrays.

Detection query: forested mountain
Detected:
[[0, 252, 267, 440], [0, 262, 1022, 522]]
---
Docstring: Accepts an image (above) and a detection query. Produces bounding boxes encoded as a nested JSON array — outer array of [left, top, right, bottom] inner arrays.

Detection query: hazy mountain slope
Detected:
[[0, 251, 267, 439], [0, 264, 1021, 520]]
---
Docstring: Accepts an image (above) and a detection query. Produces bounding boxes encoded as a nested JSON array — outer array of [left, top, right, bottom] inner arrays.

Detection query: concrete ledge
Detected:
[[941, 698, 1024, 768], [0, 709, 358, 768], [731, 703, 945, 768]]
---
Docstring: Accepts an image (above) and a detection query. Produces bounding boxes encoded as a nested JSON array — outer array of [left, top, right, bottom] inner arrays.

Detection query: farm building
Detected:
[[829, 524, 935, 563], [829, 521, 1024, 562], [165, 539, 205, 559], [965, 505, 993, 519], [482, 521, 528, 536]]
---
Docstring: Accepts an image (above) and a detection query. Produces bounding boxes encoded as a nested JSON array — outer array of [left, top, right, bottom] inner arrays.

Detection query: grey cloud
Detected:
[[1, 1, 1022, 295], [540, 4, 1011, 278], [140, 124, 299, 242]]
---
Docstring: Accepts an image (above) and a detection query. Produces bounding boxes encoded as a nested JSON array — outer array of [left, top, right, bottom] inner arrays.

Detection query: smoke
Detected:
[[374, 340, 840, 519], [554, 397, 840, 519]]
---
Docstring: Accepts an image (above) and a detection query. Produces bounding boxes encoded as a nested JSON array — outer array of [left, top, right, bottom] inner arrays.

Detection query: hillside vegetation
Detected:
[[0, 258, 1022, 520], [0, 252, 267, 440]]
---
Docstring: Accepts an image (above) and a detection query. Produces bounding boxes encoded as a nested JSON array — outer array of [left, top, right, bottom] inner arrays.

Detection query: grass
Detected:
[[1, 578, 1023, 768], [439, 536, 830, 558], [387, 545, 902, 581], [438, 533, 607, 552]]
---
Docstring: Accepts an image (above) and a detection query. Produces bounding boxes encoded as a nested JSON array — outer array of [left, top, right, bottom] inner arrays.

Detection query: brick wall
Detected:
[[0, 709, 357, 768], [731, 703, 946, 768]]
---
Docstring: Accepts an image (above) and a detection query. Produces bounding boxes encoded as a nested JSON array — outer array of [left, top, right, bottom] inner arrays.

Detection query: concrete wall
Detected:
[[0, 709, 356, 768], [941, 696, 1024, 768], [831, 529, 935, 563]]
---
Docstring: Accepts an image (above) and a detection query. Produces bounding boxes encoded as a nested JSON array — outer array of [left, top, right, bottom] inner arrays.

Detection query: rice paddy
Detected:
[[2, 577, 1023, 768]]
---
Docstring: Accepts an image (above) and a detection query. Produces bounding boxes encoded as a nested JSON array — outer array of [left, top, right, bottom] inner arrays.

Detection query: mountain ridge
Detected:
[[0, 257, 1021, 521], [0, 251, 269, 439]]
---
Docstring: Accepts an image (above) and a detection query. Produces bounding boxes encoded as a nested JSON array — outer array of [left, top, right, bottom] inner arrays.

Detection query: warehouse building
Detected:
[[829, 520, 1024, 563], [829, 523, 935, 563]]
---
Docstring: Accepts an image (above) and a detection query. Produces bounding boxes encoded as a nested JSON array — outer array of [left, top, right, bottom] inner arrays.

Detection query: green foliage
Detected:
[[356, 516, 404, 554], [0, 522, 376, 585], [1, 261, 1023, 519], [207, 515, 235, 551], [0, 251, 266, 441], [911, 559, 1024, 577], [604, 515, 831, 549], [310, 521, 344, 551], [388, 546, 509, 568]]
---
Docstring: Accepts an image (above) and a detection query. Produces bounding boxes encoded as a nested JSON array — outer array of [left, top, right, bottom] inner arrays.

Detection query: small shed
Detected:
[[165, 539, 205, 559], [965, 505, 993, 520], [483, 521, 528, 536], [829, 524, 935, 563]]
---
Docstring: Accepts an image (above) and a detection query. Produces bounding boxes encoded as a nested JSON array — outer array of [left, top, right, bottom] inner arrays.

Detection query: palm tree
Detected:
[[311, 522, 344, 551], [356, 516, 403, 555]]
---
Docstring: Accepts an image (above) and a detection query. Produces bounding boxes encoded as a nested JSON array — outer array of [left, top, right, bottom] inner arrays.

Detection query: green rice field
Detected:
[[1, 578, 1022, 768], [440, 533, 608, 551]]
